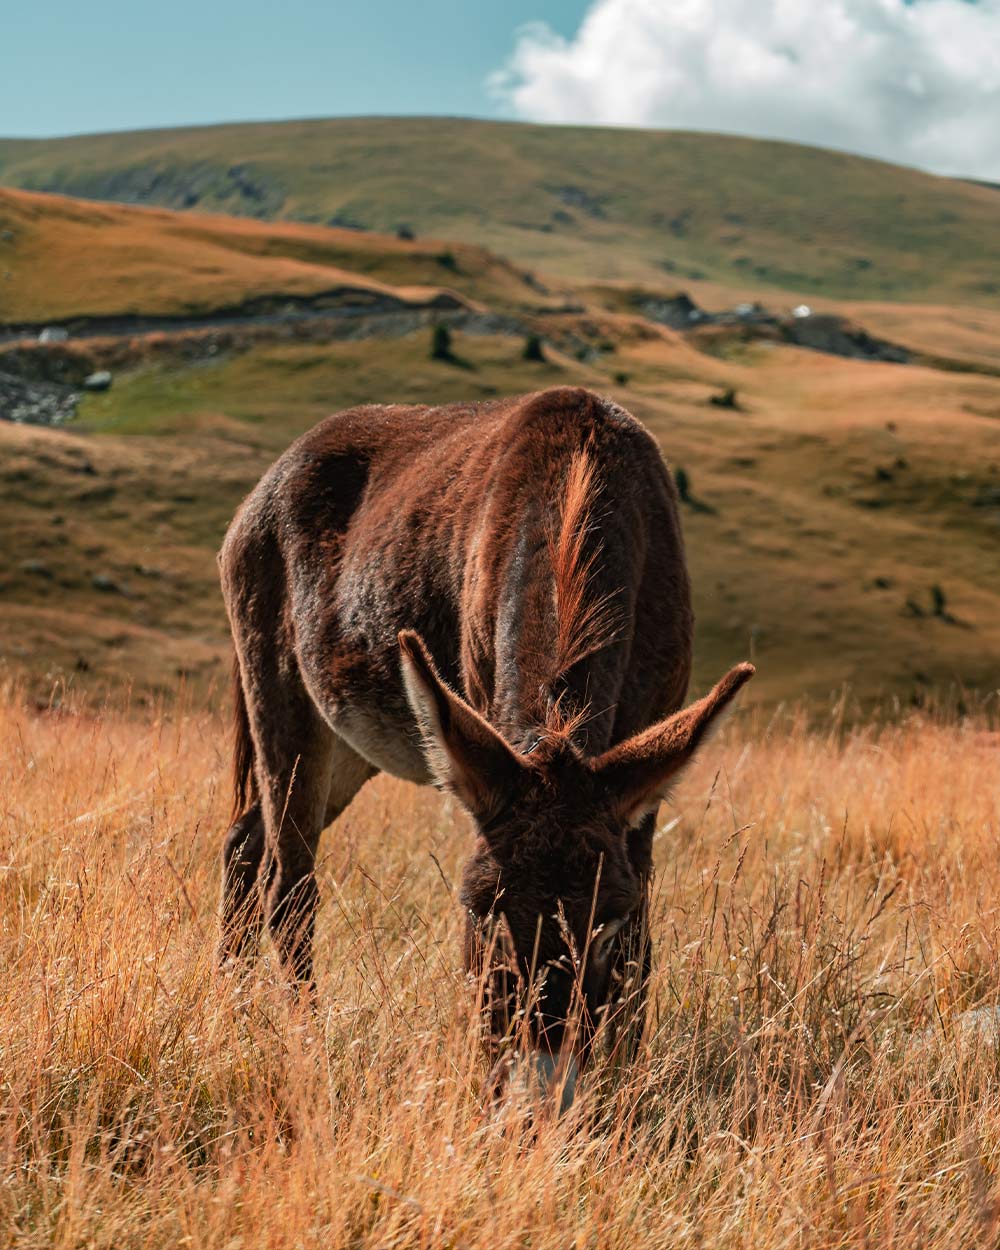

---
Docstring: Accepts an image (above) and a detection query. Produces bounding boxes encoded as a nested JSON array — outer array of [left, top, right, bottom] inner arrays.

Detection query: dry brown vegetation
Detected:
[[0, 187, 535, 324], [3, 681, 1000, 1247]]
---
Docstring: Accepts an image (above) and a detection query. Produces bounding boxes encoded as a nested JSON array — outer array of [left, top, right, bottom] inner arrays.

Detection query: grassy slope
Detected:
[[1, 117, 998, 305], [2, 183, 999, 711], [0, 186, 541, 323], [4, 323, 1000, 711]]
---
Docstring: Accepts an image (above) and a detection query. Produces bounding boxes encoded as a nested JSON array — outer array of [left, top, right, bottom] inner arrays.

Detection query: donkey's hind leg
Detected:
[[219, 801, 267, 965], [222, 596, 337, 988]]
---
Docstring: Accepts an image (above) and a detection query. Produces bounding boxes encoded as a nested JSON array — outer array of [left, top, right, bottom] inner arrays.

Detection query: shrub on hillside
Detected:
[[523, 334, 545, 362], [710, 387, 740, 409], [431, 324, 452, 360]]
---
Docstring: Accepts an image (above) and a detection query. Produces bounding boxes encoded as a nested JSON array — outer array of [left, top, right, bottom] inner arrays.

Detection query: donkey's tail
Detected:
[[231, 652, 257, 820]]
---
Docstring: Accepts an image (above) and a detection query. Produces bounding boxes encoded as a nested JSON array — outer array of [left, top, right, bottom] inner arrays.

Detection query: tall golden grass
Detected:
[[2, 682, 999, 1247]]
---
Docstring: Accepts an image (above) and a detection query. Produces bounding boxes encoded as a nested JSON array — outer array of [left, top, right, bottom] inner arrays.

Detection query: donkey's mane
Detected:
[[543, 446, 620, 737]]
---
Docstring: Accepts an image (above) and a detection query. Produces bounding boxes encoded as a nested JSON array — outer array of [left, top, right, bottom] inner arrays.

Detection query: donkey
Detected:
[[218, 386, 753, 1100]]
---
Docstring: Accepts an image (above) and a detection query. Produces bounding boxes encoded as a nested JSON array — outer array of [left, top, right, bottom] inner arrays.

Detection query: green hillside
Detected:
[[5, 296, 1000, 712], [2, 117, 998, 305]]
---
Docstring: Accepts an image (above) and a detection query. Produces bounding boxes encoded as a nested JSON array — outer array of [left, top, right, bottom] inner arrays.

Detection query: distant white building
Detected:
[[792, 304, 812, 319]]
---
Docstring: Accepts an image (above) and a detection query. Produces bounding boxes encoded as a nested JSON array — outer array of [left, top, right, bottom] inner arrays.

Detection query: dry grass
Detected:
[[3, 683, 1000, 1247], [0, 187, 535, 323]]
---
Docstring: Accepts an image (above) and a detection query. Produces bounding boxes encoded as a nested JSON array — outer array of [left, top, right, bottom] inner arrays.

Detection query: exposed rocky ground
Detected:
[[635, 293, 911, 363], [0, 370, 78, 426], [0, 283, 533, 424], [3, 277, 992, 429], [0, 286, 471, 345], [17, 160, 288, 220]]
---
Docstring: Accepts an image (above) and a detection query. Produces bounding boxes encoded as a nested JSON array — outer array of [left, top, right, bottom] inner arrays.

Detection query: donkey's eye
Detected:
[[591, 914, 630, 959]]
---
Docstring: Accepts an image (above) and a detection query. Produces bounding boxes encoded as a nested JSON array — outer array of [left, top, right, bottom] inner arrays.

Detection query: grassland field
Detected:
[[2, 117, 1000, 1247], [4, 310, 1000, 711], [3, 683, 1000, 1247]]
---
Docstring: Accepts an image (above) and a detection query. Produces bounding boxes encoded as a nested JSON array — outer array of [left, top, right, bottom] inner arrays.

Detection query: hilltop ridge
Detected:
[[2, 116, 998, 306]]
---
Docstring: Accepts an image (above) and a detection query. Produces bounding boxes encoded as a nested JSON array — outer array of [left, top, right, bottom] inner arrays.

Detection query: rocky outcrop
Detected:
[[635, 290, 913, 364], [0, 303, 527, 393], [0, 285, 469, 345], [783, 313, 910, 363], [0, 370, 77, 426], [635, 293, 702, 329]]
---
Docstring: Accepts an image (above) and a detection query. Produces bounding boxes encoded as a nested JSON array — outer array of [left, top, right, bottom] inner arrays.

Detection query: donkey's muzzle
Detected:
[[507, 1049, 579, 1115]]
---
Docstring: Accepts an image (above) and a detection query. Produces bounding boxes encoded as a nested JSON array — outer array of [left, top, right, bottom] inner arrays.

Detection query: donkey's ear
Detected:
[[592, 663, 755, 826], [399, 630, 526, 822]]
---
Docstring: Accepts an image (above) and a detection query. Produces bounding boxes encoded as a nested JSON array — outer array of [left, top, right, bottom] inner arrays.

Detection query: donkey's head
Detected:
[[398, 630, 753, 1098]]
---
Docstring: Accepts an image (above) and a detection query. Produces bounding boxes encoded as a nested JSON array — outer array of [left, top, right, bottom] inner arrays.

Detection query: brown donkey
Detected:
[[219, 386, 753, 1099]]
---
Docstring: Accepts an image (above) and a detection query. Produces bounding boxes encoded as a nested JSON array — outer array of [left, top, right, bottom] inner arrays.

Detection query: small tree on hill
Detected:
[[710, 387, 739, 409], [674, 465, 691, 503], [523, 334, 545, 362], [431, 324, 452, 360]]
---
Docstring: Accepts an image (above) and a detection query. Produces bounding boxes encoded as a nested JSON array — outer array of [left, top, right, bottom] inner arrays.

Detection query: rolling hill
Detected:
[[2, 117, 998, 306], [2, 172, 1000, 715]]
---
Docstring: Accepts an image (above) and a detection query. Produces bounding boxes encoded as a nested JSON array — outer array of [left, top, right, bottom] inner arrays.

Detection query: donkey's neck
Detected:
[[476, 467, 624, 758], [487, 514, 561, 750]]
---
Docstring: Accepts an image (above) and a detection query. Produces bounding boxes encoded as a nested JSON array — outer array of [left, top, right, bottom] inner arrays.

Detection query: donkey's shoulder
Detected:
[[499, 387, 661, 457]]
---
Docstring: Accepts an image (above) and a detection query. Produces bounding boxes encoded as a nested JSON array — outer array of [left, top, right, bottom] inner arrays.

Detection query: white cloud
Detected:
[[491, 0, 1000, 180]]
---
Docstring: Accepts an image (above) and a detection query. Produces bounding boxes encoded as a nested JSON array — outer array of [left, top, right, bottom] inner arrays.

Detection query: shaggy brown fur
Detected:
[[218, 386, 753, 1067]]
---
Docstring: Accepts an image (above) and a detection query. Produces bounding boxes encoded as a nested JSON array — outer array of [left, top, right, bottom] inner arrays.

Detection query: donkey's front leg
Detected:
[[606, 814, 656, 1067], [263, 733, 375, 989], [263, 775, 331, 990]]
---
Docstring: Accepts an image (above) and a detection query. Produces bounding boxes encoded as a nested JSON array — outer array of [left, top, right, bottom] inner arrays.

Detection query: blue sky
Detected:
[[2, 1, 587, 138], [4, 0, 999, 179]]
